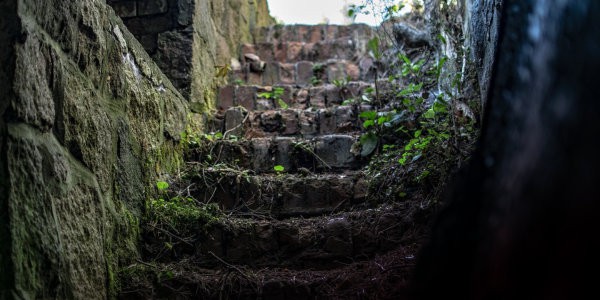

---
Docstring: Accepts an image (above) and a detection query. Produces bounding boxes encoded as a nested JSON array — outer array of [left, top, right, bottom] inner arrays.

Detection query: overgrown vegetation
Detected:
[[349, 0, 479, 204]]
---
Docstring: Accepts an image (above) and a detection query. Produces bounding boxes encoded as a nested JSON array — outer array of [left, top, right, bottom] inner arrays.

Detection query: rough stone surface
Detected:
[[465, 0, 503, 108], [0, 0, 187, 297], [107, 0, 274, 109]]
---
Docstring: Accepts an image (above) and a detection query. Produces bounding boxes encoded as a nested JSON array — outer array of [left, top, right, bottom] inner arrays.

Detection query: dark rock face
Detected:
[[465, 0, 503, 108], [413, 1, 600, 298]]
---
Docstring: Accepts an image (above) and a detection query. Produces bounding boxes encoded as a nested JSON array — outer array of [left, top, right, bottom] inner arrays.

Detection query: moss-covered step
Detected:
[[119, 245, 416, 299], [143, 203, 415, 270], [187, 135, 366, 174], [186, 170, 368, 217], [217, 82, 374, 112]]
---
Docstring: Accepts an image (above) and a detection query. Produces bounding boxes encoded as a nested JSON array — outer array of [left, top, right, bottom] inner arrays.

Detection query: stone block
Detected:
[[295, 61, 314, 86], [138, 34, 158, 54], [302, 43, 317, 60], [323, 25, 338, 40], [309, 86, 326, 108], [255, 99, 273, 111], [246, 71, 263, 85], [326, 62, 346, 84], [308, 26, 323, 43], [273, 42, 287, 62], [318, 109, 336, 134], [255, 42, 274, 61], [274, 137, 296, 171], [335, 105, 357, 132], [294, 88, 309, 109], [299, 110, 318, 136], [259, 111, 282, 132], [324, 84, 342, 106], [262, 62, 279, 85], [218, 85, 235, 111], [278, 63, 295, 85], [304, 179, 330, 208], [235, 86, 256, 110], [345, 62, 360, 81], [240, 43, 256, 58], [286, 42, 304, 61], [315, 135, 357, 169], [280, 109, 299, 135], [353, 177, 368, 201], [251, 139, 273, 172], [127, 14, 173, 34], [224, 107, 247, 137], [111, 1, 137, 18], [177, 0, 194, 25], [137, 0, 168, 16]]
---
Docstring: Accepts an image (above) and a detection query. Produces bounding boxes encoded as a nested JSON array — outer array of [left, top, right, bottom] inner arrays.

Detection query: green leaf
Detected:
[[274, 165, 285, 172], [423, 108, 435, 119], [156, 181, 169, 191], [377, 116, 388, 125], [359, 110, 377, 120], [414, 130, 422, 138], [359, 133, 378, 157], [367, 37, 380, 59], [277, 99, 289, 109], [363, 119, 375, 129]]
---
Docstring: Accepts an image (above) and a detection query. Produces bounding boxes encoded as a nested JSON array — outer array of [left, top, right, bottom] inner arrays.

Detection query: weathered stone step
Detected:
[[148, 204, 410, 270], [232, 58, 377, 87], [188, 134, 365, 173], [122, 246, 415, 299], [240, 38, 368, 64], [257, 24, 375, 44], [217, 81, 374, 112], [212, 105, 374, 138], [187, 170, 367, 218]]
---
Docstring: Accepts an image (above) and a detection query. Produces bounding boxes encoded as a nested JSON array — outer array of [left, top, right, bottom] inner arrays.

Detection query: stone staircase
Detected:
[[130, 24, 419, 299]]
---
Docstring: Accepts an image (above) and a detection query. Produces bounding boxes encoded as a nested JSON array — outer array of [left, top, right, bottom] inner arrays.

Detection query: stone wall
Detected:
[[107, 0, 273, 112], [0, 0, 187, 298]]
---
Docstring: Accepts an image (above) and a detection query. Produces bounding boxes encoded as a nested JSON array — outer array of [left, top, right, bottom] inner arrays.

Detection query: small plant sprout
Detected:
[[274, 165, 285, 173], [156, 181, 169, 191]]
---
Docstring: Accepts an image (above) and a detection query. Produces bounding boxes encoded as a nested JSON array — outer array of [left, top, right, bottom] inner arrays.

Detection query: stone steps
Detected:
[[211, 105, 375, 139], [256, 24, 375, 44], [217, 82, 375, 112], [149, 204, 409, 269], [232, 58, 376, 87], [187, 170, 367, 218], [125, 246, 416, 299], [240, 39, 367, 64], [188, 134, 365, 174]]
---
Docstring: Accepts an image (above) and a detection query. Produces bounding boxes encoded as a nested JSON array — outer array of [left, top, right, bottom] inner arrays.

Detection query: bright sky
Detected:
[[267, 0, 387, 26]]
